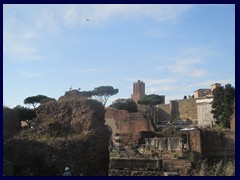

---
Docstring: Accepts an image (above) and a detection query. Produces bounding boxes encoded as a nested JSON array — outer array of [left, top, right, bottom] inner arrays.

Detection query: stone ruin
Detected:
[[3, 95, 111, 176]]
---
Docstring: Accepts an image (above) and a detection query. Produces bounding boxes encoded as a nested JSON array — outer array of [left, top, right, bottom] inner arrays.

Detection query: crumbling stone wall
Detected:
[[189, 129, 202, 154], [145, 137, 182, 151], [163, 159, 192, 175], [186, 129, 235, 161], [157, 104, 171, 122], [109, 170, 164, 176], [4, 99, 110, 176], [200, 129, 235, 160], [105, 108, 154, 147]]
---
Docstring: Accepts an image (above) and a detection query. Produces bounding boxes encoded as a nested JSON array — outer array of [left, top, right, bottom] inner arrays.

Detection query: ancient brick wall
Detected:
[[105, 108, 154, 147], [158, 99, 198, 124], [187, 129, 235, 160], [189, 129, 202, 156], [162, 159, 192, 174], [158, 104, 171, 122], [200, 130, 235, 159], [145, 137, 182, 151], [175, 99, 197, 122], [109, 170, 164, 176]]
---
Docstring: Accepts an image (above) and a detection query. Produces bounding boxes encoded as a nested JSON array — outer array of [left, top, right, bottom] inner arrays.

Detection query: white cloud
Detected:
[[3, 17, 46, 61], [145, 28, 168, 38], [3, 4, 194, 61], [156, 46, 218, 77], [190, 70, 208, 77], [37, 4, 194, 27], [143, 78, 176, 86], [70, 68, 104, 74], [4, 39, 47, 61], [22, 30, 36, 39], [185, 79, 235, 90], [81, 68, 104, 73], [157, 58, 204, 75], [179, 47, 218, 57], [146, 85, 173, 94], [18, 70, 43, 78]]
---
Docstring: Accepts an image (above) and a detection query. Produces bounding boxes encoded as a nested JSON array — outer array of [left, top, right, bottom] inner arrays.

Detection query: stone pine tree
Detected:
[[138, 94, 165, 128], [211, 84, 235, 128], [92, 86, 119, 107], [24, 95, 55, 109]]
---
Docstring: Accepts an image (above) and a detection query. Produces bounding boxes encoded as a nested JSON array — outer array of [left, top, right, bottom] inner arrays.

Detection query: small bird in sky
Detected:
[[86, 19, 90, 21]]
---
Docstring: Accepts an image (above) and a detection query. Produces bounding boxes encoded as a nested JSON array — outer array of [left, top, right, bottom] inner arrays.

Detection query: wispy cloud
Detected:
[[81, 68, 104, 73], [190, 70, 208, 77], [156, 46, 218, 77], [18, 70, 44, 78], [3, 24, 47, 61], [70, 68, 104, 74], [146, 85, 175, 94], [157, 58, 206, 77], [143, 78, 176, 86], [4, 4, 194, 61], [185, 79, 235, 90], [32, 4, 194, 27], [144, 28, 168, 38], [4, 40, 46, 61]]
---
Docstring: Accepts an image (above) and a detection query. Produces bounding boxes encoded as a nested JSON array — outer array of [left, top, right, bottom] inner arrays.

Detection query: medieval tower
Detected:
[[131, 80, 145, 103]]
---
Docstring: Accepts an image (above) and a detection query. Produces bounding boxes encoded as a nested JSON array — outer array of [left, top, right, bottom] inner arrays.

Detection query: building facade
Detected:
[[194, 83, 221, 98], [196, 98, 215, 127]]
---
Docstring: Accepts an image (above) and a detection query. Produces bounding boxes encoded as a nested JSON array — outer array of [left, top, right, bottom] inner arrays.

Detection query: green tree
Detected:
[[183, 95, 187, 99], [110, 98, 138, 113], [92, 86, 119, 106], [13, 105, 36, 121], [211, 84, 235, 128], [80, 91, 94, 98], [3, 107, 21, 140], [211, 86, 225, 125], [223, 84, 235, 127], [138, 94, 164, 106], [24, 95, 54, 109], [138, 94, 165, 128]]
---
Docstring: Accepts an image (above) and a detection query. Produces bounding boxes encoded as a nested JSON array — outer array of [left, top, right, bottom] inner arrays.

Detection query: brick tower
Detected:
[[131, 80, 145, 103]]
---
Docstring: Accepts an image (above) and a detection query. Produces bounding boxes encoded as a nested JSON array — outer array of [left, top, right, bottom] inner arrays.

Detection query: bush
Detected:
[[13, 105, 36, 121]]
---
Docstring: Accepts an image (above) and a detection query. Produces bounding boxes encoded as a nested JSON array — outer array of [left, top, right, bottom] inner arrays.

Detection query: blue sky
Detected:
[[3, 4, 235, 108]]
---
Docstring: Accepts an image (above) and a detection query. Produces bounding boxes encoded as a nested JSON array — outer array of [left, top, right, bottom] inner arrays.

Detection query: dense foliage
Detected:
[[13, 105, 36, 121], [211, 84, 235, 128], [110, 98, 138, 113], [138, 94, 164, 106]]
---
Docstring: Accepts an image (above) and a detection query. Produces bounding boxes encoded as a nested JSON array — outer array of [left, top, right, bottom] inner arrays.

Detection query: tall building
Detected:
[[131, 80, 145, 103]]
